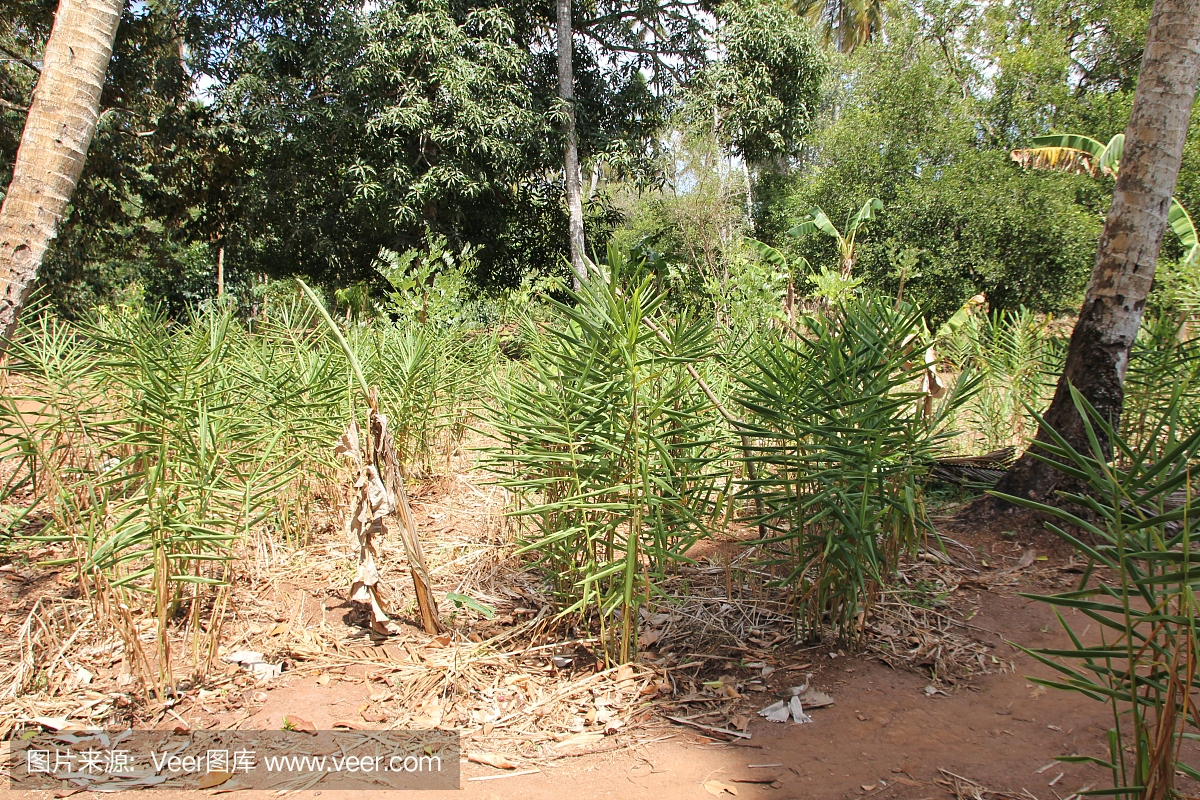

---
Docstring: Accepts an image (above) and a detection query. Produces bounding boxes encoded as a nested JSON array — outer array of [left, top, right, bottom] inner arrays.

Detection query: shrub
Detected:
[[486, 248, 728, 663], [948, 307, 1065, 452], [735, 296, 973, 641]]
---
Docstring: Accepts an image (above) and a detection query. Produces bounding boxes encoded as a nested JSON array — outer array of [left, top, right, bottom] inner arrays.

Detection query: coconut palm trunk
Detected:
[[557, 0, 587, 288], [0, 0, 123, 351], [993, 0, 1200, 504]]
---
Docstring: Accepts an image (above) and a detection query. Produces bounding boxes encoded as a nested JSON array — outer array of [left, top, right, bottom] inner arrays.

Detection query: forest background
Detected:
[[0, 0, 1192, 324]]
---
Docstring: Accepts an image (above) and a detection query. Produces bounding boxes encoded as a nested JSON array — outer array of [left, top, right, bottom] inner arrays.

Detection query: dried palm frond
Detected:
[[931, 447, 1016, 485]]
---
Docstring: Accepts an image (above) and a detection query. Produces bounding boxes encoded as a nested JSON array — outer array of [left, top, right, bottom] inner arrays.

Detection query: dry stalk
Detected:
[[369, 388, 441, 633]]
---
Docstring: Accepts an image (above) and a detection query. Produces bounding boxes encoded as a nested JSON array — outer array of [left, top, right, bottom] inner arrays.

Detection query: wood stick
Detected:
[[467, 770, 541, 781], [663, 714, 752, 739]]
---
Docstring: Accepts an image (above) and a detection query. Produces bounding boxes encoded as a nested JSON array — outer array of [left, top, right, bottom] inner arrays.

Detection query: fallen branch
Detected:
[[663, 714, 752, 740]]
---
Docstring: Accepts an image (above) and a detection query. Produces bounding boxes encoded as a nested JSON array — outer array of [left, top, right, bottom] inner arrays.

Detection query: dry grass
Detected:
[[867, 560, 1005, 683], [935, 767, 1094, 800], [0, 440, 1011, 761]]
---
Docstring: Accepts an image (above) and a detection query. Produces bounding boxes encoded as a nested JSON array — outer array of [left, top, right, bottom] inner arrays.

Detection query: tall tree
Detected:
[[767, 13, 1106, 322], [558, 0, 587, 287], [185, 0, 572, 292], [0, 0, 123, 346], [699, 0, 825, 170], [554, 0, 711, 287], [0, 1, 234, 318], [993, 0, 1200, 503]]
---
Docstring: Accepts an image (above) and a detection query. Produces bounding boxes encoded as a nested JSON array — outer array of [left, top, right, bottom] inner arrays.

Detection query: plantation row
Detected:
[[1, 252, 1198, 670]]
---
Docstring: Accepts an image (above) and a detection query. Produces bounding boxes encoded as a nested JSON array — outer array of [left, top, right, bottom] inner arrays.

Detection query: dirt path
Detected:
[[322, 592, 1111, 799]]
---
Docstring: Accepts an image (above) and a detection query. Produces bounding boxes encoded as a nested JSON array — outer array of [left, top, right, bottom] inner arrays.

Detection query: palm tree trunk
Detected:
[[557, 0, 587, 288], [0, 0, 123, 350], [993, 0, 1200, 504]]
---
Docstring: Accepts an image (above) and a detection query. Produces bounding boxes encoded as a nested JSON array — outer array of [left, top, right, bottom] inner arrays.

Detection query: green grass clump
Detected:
[[486, 249, 728, 663], [734, 296, 973, 642]]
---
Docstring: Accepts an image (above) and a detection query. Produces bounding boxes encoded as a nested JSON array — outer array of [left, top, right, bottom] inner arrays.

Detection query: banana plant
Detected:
[[1011, 132, 1125, 177], [744, 237, 810, 323], [787, 198, 883, 277], [1167, 199, 1199, 269], [1012, 133, 1199, 268], [935, 292, 988, 341]]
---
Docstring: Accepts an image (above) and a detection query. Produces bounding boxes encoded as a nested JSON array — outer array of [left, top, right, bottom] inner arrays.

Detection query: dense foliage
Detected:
[[1, 0, 804, 316], [753, 9, 1117, 322], [2, 0, 1198, 331]]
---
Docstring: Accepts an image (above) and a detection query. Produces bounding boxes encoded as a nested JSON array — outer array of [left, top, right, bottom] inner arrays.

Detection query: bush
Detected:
[[0, 297, 492, 693], [485, 248, 728, 663], [735, 296, 973, 641], [946, 307, 1066, 452]]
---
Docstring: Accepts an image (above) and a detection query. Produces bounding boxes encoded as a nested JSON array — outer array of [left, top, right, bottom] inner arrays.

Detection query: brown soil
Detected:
[[0, 590, 1126, 800], [1, 441, 1194, 800], [214, 592, 1118, 800]]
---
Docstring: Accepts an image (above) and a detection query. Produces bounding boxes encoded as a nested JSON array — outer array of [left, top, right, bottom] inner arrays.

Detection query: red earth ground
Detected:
[[6, 532, 1171, 800], [217, 591, 1120, 800]]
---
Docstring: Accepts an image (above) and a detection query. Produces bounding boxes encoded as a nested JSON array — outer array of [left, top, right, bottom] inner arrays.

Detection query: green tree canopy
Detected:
[[696, 0, 826, 167], [755, 3, 1129, 322]]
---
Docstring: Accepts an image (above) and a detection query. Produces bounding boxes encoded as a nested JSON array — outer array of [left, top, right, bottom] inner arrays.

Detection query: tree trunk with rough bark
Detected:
[[0, 0, 123, 350], [992, 0, 1200, 504], [557, 0, 587, 289]]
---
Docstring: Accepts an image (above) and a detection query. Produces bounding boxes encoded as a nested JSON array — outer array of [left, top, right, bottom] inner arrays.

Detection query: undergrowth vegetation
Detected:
[[996, 389, 1200, 800], [946, 308, 1064, 452], [487, 254, 977, 659], [487, 253, 730, 662], [1121, 315, 1200, 458], [736, 298, 973, 641], [1, 249, 1197, 698], [0, 297, 489, 695], [5, 0, 1200, 787]]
